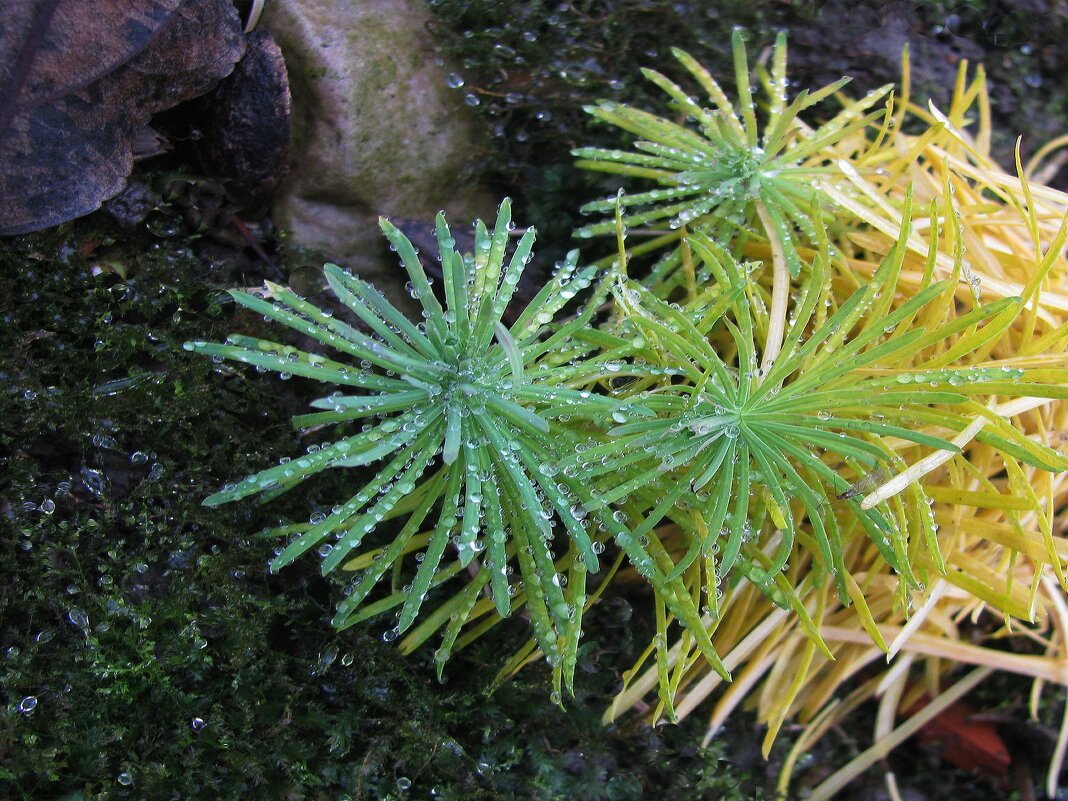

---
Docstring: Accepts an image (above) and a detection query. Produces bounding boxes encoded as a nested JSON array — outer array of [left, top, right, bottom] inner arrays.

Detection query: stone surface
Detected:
[[263, 0, 494, 295], [196, 29, 292, 212]]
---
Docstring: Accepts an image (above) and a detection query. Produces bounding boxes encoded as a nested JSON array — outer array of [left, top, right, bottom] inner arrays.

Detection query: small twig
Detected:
[[230, 215, 283, 279]]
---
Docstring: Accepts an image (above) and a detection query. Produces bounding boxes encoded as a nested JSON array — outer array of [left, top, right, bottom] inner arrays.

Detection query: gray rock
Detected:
[[263, 0, 495, 298]]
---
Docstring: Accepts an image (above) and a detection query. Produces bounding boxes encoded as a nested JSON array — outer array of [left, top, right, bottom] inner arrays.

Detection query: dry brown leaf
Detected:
[[0, 0, 245, 235]]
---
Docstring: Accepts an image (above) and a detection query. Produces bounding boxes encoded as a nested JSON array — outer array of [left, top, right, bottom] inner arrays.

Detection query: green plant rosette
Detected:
[[186, 200, 730, 690]]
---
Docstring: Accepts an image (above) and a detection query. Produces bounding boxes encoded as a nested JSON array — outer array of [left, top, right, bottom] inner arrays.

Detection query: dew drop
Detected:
[[66, 608, 88, 628]]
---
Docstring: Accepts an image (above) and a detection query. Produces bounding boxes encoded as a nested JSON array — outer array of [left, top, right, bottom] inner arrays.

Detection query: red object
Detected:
[[77, 237, 101, 256], [913, 699, 1011, 777]]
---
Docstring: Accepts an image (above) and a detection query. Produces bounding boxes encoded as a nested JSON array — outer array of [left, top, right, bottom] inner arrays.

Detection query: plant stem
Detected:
[[756, 200, 789, 375]]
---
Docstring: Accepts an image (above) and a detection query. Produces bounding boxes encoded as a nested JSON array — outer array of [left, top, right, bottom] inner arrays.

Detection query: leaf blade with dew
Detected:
[[666, 438, 737, 581], [557, 557, 589, 698], [760, 194, 803, 278], [760, 32, 790, 131], [963, 400, 1068, 472], [442, 401, 463, 465], [324, 266, 439, 361], [270, 447, 427, 572], [379, 217, 449, 345], [670, 47, 743, 137], [760, 77, 852, 153], [307, 388, 428, 412], [480, 459, 513, 618], [205, 407, 438, 508], [756, 421, 887, 467], [396, 468, 465, 634], [338, 559, 467, 632], [455, 453, 484, 568], [623, 532, 732, 681], [186, 338, 406, 390], [797, 415, 963, 454], [759, 285, 953, 403], [331, 471, 448, 624], [912, 296, 1024, 369], [494, 321, 524, 385], [474, 410, 599, 572], [233, 281, 406, 364], [511, 520, 563, 667], [639, 67, 721, 133], [757, 388, 968, 415], [434, 578, 487, 678], [730, 28, 758, 144], [313, 436, 441, 573], [717, 451, 752, 576], [756, 429, 854, 590], [469, 200, 533, 349], [509, 252, 590, 336]]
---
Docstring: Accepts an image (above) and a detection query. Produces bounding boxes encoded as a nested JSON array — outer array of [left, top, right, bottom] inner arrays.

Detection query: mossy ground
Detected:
[[0, 223, 780, 801]]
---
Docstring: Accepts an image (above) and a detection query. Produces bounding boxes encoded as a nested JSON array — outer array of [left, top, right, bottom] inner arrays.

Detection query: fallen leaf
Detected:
[[912, 698, 1012, 778], [0, 0, 245, 235]]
